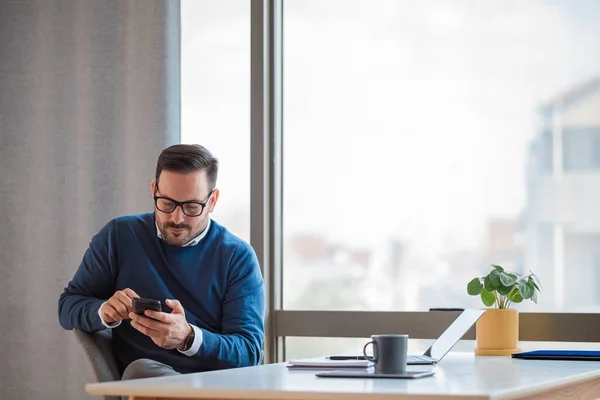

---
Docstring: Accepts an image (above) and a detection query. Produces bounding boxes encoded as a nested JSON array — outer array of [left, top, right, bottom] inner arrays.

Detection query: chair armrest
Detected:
[[74, 328, 121, 400]]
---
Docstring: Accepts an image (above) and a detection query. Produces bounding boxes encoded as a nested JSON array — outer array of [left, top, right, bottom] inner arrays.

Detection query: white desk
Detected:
[[86, 352, 600, 400]]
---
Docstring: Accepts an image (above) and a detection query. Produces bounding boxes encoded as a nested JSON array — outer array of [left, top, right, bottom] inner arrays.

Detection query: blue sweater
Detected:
[[58, 213, 265, 374]]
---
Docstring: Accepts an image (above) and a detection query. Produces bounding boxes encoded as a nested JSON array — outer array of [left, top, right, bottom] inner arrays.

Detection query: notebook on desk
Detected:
[[512, 350, 600, 361]]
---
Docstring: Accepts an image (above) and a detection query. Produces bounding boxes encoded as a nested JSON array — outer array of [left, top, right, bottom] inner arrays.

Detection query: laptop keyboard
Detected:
[[408, 355, 434, 363]]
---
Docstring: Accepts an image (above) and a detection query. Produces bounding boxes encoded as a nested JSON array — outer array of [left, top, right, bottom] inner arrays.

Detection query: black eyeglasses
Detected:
[[154, 186, 214, 217]]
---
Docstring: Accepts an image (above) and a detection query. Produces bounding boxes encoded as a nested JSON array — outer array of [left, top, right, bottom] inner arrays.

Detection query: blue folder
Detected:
[[512, 350, 600, 361]]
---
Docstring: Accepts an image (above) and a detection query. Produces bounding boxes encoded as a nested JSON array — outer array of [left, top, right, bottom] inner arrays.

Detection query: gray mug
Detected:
[[363, 334, 408, 374]]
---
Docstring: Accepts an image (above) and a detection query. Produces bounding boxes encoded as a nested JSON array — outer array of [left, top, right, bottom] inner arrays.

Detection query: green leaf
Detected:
[[519, 280, 534, 299], [531, 272, 543, 288], [487, 270, 501, 289], [467, 278, 483, 295], [481, 288, 496, 307], [491, 265, 504, 272], [509, 291, 523, 303], [490, 269, 501, 284], [528, 277, 540, 291], [531, 290, 538, 304], [499, 272, 517, 287], [497, 284, 512, 296]]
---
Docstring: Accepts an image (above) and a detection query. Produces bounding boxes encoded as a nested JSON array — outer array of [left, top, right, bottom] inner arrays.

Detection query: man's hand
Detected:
[[129, 299, 193, 350], [100, 288, 140, 324]]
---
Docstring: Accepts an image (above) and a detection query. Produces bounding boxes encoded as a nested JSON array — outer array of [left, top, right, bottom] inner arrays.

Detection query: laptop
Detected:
[[406, 308, 484, 364], [328, 309, 485, 365]]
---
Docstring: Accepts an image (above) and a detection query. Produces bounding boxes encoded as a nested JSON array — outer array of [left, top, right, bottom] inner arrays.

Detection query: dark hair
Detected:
[[155, 144, 219, 189]]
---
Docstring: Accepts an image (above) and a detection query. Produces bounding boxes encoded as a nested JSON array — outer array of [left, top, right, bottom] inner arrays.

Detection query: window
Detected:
[[282, 0, 600, 316], [563, 128, 600, 172], [181, 0, 250, 242]]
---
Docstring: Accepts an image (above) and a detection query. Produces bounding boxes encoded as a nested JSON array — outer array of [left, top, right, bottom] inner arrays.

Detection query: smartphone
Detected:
[[132, 297, 162, 316]]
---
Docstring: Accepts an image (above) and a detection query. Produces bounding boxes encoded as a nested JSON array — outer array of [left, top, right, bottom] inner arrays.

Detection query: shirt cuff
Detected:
[[178, 324, 203, 356], [98, 301, 122, 329]]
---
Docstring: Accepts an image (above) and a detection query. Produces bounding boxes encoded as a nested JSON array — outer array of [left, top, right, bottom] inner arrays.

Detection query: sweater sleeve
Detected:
[[58, 219, 119, 332], [193, 242, 266, 368]]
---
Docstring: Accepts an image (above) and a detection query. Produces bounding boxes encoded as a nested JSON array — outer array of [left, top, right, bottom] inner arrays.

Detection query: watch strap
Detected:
[[180, 325, 195, 351]]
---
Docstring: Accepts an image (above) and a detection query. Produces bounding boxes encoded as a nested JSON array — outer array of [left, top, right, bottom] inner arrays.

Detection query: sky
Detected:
[[181, 0, 600, 255]]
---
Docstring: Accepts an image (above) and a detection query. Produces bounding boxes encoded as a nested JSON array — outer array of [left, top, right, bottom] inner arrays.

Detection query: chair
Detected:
[[73, 328, 121, 400]]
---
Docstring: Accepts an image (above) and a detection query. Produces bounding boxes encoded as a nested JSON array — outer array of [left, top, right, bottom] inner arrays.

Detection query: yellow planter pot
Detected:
[[474, 308, 521, 356]]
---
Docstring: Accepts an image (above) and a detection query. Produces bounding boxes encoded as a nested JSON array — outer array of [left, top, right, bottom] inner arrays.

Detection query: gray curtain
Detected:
[[0, 1, 180, 399]]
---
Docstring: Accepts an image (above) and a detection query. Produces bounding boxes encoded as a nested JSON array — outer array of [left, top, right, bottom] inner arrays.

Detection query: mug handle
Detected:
[[363, 341, 377, 362]]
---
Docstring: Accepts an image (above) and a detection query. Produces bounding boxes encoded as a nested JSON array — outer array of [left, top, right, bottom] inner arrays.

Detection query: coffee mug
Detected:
[[363, 334, 408, 374]]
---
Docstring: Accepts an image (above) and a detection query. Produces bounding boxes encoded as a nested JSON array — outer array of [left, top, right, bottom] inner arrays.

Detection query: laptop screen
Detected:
[[424, 309, 485, 361]]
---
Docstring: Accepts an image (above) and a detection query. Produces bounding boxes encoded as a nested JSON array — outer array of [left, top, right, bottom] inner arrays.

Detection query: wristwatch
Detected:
[[179, 325, 195, 352]]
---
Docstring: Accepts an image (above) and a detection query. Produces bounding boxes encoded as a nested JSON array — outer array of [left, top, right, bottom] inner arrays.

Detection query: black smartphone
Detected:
[[132, 297, 162, 316]]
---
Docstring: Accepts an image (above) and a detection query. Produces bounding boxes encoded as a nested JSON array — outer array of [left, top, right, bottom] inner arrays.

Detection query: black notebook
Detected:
[[512, 350, 600, 361]]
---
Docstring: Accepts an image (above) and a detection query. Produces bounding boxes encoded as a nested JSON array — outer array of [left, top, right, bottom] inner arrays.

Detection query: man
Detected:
[[58, 144, 265, 380]]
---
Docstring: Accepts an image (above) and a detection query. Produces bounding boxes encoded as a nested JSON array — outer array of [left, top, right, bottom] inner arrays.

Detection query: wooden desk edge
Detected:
[[85, 385, 490, 400], [124, 397, 490, 400], [121, 376, 600, 400], [492, 373, 600, 400], [87, 374, 600, 400]]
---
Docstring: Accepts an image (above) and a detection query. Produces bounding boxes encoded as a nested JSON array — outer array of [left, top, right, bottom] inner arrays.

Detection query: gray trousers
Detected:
[[121, 358, 180, 400]]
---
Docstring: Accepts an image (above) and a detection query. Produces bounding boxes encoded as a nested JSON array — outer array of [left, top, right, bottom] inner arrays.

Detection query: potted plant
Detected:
[[467, 265, 541, 356]]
